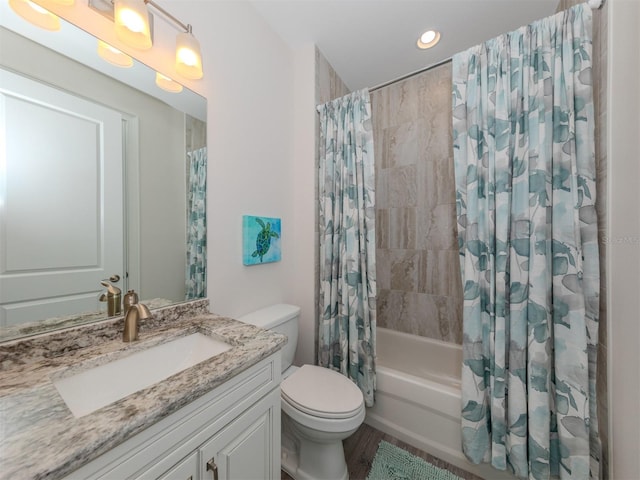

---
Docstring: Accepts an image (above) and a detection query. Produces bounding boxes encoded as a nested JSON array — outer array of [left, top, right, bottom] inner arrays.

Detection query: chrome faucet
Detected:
[[123, 302, 152, 342]]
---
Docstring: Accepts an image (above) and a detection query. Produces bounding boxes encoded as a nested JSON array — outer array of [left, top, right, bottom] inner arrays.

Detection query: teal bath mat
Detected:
[[367, 440, 464, 480]]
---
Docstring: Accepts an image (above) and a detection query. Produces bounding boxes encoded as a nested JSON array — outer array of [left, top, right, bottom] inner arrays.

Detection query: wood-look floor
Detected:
[[281, 423, 483, 480]]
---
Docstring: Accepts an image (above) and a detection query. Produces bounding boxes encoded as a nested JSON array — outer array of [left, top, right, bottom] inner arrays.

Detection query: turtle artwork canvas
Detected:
[[242, 215, 282, 265]]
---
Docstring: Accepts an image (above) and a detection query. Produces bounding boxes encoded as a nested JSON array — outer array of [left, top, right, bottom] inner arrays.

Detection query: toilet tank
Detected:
[[237, 304, 300, 372]]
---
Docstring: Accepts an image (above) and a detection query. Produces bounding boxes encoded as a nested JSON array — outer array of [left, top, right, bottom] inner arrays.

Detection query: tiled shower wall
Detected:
[[371, 64, 463, 344], [314, 47, 350, 361]]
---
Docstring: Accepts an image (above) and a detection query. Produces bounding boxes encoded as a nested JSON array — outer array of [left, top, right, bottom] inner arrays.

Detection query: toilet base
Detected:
[[281, 440, 349, 480], [281, 413, 350, 480]]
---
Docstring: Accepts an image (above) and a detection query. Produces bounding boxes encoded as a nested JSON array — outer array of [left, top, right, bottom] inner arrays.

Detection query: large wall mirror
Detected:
[[0, 4, 207, 342]]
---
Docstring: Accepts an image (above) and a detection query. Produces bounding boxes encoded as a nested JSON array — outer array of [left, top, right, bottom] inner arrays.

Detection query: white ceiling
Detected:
[[249, 0, 560, 91]]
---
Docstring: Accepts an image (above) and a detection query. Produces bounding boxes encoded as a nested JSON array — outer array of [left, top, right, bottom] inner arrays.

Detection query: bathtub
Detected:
[[365, 328, 515, 480]]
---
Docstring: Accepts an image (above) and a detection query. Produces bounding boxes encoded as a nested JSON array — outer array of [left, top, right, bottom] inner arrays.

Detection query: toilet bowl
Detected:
[[238, 305, 365, 480], [281, 365, 365, 480]]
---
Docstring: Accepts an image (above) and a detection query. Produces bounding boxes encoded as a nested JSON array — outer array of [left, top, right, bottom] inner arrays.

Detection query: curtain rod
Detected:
[[369, 0, 602, 94], [369, 57, 452, 93]]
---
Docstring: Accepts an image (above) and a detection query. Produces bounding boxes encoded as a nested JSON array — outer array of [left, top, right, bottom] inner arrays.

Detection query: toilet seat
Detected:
[[282, 395, 365, 434], [281, 365, 364, 420]]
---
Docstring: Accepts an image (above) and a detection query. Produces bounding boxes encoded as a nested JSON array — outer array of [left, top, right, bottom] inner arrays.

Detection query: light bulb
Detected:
[[114, 0, 152, 50], [117, 8, 146, 33], [177, 47, 198, 67], [175, 30, 203, 80], [420, 31, 437, 44], [417, 30, 441, 49]]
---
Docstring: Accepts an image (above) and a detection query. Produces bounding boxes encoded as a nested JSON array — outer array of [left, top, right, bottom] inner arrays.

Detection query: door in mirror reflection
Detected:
[[0, 68, 124, 327]]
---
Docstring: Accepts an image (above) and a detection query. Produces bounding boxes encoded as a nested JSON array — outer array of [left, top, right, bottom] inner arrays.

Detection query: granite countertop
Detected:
[[0, 300, 286, 480]]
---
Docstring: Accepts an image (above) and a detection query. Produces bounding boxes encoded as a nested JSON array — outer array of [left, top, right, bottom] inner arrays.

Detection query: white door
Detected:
[[0, 68, 124, 327]]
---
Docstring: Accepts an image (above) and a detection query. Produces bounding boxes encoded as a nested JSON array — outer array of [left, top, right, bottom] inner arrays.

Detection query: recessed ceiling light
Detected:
[[417, 30, 441, 49]]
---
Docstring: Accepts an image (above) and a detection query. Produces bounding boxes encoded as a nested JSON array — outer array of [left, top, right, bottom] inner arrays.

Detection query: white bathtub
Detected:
[[365, 328, 515, 480]]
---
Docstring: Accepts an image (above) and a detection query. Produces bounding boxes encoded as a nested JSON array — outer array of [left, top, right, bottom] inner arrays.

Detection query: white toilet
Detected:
[[238, 304, 365, 480]]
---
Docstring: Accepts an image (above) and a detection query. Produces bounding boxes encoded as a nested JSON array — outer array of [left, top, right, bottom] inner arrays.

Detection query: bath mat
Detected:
[[367, 440, 464, 480]]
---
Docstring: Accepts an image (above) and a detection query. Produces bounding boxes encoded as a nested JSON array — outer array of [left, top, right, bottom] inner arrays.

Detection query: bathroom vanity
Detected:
[[0, 301, 286, 480], [67, 354, 281, 480]]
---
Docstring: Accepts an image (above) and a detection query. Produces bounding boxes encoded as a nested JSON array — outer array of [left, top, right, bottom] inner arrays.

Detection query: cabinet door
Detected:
[[157, 451, 199, 480], [200, 390, 279, 480]]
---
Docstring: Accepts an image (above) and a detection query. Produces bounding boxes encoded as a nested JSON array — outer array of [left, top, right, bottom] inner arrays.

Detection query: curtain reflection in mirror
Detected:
[[186, 146, 207, 300]]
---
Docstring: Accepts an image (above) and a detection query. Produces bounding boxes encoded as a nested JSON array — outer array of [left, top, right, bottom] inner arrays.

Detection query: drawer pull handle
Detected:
[[206, 459, 219, 480]]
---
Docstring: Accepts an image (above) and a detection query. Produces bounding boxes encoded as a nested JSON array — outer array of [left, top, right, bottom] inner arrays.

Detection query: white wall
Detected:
[[165, 1, 301, 319], [608, 0, 640, 477]]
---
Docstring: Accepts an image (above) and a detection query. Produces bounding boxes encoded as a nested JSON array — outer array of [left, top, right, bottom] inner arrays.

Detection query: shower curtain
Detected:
[[452, 4, 600, 479], [317, 89, 377, 407], [186, 147, 207, 300]]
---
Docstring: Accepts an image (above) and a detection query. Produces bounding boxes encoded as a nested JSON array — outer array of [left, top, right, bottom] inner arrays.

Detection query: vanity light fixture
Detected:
[[97, 40, 134, 67], [175, 25, 203, 80], [155, 72, 183, 93], [114, 0, 152, 50], [8, 0, 61, 31], [417, 30, 441, 49], [90, 0, 204, 80]]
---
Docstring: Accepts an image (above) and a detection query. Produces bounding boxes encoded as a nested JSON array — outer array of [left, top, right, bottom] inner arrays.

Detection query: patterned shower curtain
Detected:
[[185, 147, 207, 300], [317, 89, 377, 407], [452, 4, 600, 479]]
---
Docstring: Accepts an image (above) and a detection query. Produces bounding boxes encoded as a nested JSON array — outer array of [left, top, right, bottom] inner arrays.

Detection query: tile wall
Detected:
[[371, 63, 463, 343], [314, 47, 351, 362]]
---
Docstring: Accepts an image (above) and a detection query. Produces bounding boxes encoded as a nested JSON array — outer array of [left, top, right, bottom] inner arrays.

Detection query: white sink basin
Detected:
[[52, 333, 231, 418]]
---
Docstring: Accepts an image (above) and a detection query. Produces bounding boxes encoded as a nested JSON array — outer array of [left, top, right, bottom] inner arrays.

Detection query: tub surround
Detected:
[[371, 63, 463, 345], [0, 300, 287, 480]]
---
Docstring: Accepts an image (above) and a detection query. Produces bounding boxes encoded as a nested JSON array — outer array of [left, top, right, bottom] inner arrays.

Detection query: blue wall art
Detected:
[[243, 215, 281, 265]]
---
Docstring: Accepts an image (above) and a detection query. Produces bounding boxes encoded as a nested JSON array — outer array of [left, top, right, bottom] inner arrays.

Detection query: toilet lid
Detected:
[[281, 365, 364, 419]]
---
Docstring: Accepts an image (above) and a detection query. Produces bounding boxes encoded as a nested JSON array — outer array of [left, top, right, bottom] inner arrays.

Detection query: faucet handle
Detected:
[[100, 281, 121, 295]]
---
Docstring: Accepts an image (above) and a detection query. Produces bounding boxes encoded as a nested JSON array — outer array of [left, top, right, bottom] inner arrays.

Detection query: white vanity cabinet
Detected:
[[64, 353, 281, 480], [157, 452, 198, 480], [197, 391, 278, 480]]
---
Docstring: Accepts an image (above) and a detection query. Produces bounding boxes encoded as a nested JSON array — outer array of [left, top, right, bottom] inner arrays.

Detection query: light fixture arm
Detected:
[[144, 0, 191, 33]]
